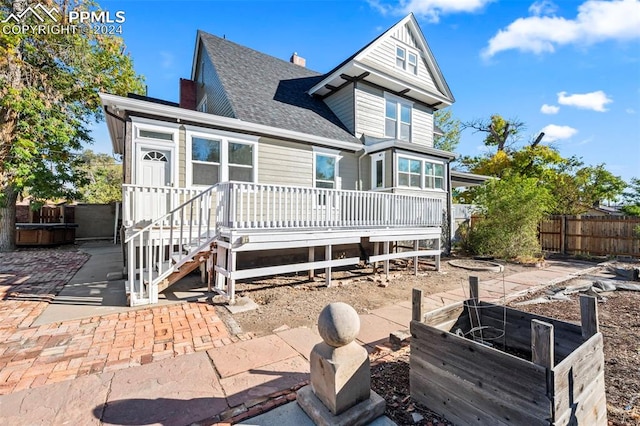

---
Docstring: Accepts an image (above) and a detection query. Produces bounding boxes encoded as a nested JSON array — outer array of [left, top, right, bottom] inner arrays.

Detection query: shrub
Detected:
[[464, 175, 553, 259]]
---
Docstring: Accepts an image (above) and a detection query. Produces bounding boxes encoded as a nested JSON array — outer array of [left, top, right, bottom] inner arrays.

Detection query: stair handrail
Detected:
[[124, 182, 222, 244]]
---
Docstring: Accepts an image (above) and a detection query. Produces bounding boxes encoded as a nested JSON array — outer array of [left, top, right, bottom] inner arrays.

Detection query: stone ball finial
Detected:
[[317, 302, 360, 347]]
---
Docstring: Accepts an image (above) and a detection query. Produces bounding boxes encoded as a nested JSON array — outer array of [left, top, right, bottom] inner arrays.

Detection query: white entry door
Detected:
[[137, 149, 171, 222]]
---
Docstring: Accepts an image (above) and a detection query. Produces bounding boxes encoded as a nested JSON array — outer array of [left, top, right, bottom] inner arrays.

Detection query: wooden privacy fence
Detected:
[[540, 215, 640, 257]]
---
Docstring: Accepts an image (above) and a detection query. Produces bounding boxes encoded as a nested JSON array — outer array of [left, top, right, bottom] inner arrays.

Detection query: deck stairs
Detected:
[[125, 184, 220, 306]]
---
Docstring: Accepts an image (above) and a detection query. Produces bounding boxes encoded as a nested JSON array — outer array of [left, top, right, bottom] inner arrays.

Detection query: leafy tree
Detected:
[[465, 174, 553, 259], [75, 150, 122, 203], [433, 108, 461, 152], [621, 177, 640, 216], [458, 114, 626, 212], [0, 0, 144, 250], [464, 114, 525, 152]]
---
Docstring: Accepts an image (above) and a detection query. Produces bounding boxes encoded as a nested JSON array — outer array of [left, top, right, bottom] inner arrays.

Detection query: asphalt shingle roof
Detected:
[[198, 31, 361, 144]]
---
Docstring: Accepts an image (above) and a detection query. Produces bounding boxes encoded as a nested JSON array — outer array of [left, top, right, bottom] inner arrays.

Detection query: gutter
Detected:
[[99, 93, 364, 153]]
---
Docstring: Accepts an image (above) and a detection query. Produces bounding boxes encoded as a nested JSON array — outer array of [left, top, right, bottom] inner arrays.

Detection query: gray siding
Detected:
[[324, 83, 355, 134], [355, 83, 385, 138], [195, 44, 235, 117], [358, 24, 441, 97], [412, 104, 434, 147], [385, 150, 393, 188], [258, 138, 359, 191], [258, 138, 313, 186], [338, 152, 358, 190]]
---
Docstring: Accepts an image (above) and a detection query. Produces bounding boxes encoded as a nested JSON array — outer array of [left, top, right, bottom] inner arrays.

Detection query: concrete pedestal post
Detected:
[[297, 302, 386, 426]]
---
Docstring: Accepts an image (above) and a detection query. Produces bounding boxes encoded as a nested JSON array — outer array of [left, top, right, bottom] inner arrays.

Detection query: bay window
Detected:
[[397, 155, 445, 190]]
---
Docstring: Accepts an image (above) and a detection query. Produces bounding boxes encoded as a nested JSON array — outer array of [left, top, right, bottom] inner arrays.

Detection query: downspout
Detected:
[[446, 161, 453, 256], [357, 148, 367, 191]]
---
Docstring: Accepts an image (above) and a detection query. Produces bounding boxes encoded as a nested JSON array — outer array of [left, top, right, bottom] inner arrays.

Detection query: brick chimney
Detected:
[[179, 78, 197, 110], [290, 52, 306, 67]]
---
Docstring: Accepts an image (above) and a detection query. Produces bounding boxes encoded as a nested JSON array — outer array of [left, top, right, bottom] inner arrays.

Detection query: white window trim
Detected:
[[395, 43, 419, 76], [370, 152, 386, 190], [395, 152, 446, 191], [312, 146, 342, 190], [131, 118, 180, 188], [197, 95, 207, 113], [185, 126, 258, 188], [384, 93, 413, 142]]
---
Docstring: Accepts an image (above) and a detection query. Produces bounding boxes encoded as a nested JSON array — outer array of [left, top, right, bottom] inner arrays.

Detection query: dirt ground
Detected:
[[371, 272, 640, 426], [510, 285, 640, 426], [228, 257, 531, 336]]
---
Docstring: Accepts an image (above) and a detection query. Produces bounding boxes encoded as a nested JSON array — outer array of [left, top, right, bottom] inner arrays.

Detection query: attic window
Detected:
[[396, 47, 405, 68], [396, 46, 418, 76]]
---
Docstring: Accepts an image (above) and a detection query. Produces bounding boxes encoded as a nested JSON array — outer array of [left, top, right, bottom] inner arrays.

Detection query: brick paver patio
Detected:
[[0, 248, 238, 396]]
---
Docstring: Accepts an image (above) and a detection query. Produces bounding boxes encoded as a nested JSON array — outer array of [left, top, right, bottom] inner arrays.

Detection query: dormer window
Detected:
[[396, 46, 418, 75]]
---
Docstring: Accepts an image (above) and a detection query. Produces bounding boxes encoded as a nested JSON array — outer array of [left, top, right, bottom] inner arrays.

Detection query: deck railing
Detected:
[[122, 182, 444, 305], [122, 185, 204, 227], [216, 182, 444, 230]]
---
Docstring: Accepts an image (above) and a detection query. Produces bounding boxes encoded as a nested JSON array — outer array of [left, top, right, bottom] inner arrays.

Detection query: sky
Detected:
[[93, 0, 640, 184]]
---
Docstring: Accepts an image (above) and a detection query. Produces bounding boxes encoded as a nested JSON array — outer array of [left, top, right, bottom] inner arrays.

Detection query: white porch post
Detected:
[[325, 244, 332, 287], [308, 246, 315, 280]]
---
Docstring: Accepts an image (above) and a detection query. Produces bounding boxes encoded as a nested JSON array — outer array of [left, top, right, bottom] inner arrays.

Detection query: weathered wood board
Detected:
[[411, 300, 607, 425]]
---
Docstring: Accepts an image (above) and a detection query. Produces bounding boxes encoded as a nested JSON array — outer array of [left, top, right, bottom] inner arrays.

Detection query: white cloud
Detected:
[[541, 124, 578, 141], [557, 90, 612, 112], [626, 108, 637, 114], [528, 0, 558, 16], [159, 51, 174, 69], [369, 0, 494, 22], [482, 0, 640, 58], [540, 104, 560, 114]]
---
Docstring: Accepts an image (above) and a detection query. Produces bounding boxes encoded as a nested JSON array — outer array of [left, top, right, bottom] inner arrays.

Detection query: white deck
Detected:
[[123, 182, 445, 306]]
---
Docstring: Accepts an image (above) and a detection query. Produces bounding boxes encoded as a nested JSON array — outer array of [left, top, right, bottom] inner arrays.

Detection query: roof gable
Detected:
[[309, 14, 454, 108]]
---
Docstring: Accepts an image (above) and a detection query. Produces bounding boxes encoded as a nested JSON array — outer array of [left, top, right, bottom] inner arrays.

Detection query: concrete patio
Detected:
[[0, 241, 599, 425]]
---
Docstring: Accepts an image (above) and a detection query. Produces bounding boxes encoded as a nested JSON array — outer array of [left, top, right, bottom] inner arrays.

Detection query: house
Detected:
[[101, 14, 474, 307]]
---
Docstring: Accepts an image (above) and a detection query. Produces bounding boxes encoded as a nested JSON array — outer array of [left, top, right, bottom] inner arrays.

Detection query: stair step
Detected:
[[171, 254, 194, 265]]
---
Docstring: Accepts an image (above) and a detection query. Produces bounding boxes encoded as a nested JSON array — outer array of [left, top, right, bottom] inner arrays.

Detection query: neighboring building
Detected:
[[101, 14, 471, 306]]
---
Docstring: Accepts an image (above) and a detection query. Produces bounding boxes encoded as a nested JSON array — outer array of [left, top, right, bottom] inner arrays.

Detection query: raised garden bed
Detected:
[[409, 281, 607, 425]]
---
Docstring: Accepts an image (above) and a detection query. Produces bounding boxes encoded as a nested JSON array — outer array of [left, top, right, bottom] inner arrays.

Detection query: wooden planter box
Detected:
[[15, 223, 77, 246], [409, 284, 606, 425]]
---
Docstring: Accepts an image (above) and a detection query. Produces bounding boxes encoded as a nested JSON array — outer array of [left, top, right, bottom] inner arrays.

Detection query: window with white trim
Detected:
[[315, 153, 337, 189], [397, 156, 445, 190], [385, 99, 412, 141], [187, 130, 257, 186], [192, 137, 221, 185], [139, 129, 174, 141], [197, 95, 207, 113], [407, 52, 418, 75], [371, 152, 385, 189], [229, 142, 253, 182], [398, 157, 421, 188], [425, 162, 445, 190], [396, 46, 406, 69], [396, 46, 418, 76]]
